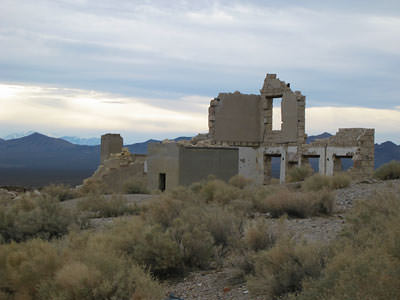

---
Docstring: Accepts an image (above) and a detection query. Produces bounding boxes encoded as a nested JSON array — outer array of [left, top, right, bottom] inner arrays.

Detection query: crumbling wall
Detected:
[[209, 74, 306, 146], [260, 74, 306, 144], [83, 148, 147, 193]]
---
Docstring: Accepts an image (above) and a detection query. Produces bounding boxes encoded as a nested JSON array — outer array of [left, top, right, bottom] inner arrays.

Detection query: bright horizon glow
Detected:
[[1, 82, 400, 144]]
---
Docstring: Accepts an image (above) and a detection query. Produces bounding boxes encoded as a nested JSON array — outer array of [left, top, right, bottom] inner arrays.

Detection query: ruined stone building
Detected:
[[87, 74, 375, 192]]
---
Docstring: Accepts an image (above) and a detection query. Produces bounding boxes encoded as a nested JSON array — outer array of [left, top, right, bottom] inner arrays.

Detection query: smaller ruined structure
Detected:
[[147, 142, 238, 191], [83, 135, 146, 193]]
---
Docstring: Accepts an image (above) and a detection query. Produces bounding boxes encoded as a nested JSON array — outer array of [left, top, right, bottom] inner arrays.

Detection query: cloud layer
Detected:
[[1, 0, 399, 108]]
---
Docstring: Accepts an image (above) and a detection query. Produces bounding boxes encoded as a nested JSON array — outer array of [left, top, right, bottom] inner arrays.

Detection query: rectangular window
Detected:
[[272, 98, 282, 131]]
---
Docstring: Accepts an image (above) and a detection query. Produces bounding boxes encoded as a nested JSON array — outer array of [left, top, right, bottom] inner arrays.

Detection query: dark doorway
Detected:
[[159, 173, 166, 191]]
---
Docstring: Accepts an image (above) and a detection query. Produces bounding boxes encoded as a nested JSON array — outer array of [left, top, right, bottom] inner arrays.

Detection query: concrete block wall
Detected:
[[100, 133, 123, 163]]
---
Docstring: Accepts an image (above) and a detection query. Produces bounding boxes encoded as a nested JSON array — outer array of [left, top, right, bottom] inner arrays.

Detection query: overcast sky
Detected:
[[0, 0, 399, 143]]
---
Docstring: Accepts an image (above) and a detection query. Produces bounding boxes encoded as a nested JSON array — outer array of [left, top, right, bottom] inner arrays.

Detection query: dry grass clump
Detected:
[[229, 175, 252, 189], [123, 178, 149, 194], [374, 160, 400, 180], [302, 173, 351, 191], [302, 174, 332, 191], [41, 184, 78, 201], [288, 165, 314, 182], [77, 194, 138, 218], [259, 189, 335, 218], [78, 179, 107, 195], [330, 173, 351, 189]]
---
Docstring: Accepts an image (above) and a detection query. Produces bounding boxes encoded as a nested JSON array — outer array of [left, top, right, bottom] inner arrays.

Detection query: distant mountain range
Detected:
[[2, 132, 101, 145], [60, 136, 101, 146], [0, 132, 398, 187]]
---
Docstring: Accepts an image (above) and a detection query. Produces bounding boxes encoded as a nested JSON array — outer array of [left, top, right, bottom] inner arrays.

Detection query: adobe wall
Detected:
[[210, 92, 261, 144]]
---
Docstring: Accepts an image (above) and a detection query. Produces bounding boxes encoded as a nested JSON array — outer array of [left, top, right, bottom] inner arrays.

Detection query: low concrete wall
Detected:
[[179, 147, 239, 186]]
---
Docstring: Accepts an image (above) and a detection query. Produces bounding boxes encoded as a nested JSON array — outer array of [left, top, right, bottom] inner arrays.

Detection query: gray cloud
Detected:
[[0, 0, 399, 112]]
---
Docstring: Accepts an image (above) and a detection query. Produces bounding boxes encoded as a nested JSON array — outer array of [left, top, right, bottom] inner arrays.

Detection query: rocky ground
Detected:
[[165, 179, 400, 299]]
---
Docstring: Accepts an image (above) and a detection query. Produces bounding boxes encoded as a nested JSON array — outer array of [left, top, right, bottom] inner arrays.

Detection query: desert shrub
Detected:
[[104, 218, 183, 277], [170, 216, 215, 269], [247, 185, 283, 213], [77, 194, 137, 218], [199, 179, 241, 204], [123, 178, 149, 194], [243, 219, 276, 252], [374, 160, 400, 180], [259, 189, 334, 218], [247, 238, 328, 298], [0, 194, 78, 243], [0, 236, 164, 300], [144, 196, 186, 228], [330, 173, 351, 189], [0, 239, 63, 299], [42, 184, 78, 201], [302, 174, 332, 191], [229, 175, 252, 189], [288, 165, 313, 182], [202, 206, 242, 251]]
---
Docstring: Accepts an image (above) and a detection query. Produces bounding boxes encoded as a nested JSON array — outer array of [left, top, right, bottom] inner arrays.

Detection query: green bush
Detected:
[[123, 178, 149, 194], [288, 165, 314, 182], [41, 184, 78, 201], [77, 194, 138, 218], [374, 160, 400, 180]]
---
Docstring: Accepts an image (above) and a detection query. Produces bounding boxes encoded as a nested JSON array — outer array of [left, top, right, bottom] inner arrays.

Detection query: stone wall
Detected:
[[209, 92, 261, 144]]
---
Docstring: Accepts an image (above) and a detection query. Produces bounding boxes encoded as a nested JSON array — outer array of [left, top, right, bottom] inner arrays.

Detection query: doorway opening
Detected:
[[159, 173, 166, 191]]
